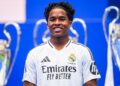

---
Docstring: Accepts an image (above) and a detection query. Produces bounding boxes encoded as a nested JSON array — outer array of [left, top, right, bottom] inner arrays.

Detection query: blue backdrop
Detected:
[[0, 0, 120, 86]]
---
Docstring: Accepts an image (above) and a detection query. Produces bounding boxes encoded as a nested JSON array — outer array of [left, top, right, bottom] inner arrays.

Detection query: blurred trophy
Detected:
[[0, 22, 21, 86], [112, 23, 120, 69], [33, 18, 87, 46], [103, 6, 120, 86]]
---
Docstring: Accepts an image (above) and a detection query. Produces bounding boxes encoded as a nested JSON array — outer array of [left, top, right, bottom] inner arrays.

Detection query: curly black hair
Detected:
[[44, 2, 75, 22]]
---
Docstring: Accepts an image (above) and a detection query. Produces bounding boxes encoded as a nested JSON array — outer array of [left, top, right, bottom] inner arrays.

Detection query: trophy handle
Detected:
[[103, 6, 120, 86], [42, 29, 50, 43], [102, 6, 119, 43], [33, 19, 47, 46], [3, 22, 21, 84], [70, 18, 87, 45], [3, 29, 11, 48]]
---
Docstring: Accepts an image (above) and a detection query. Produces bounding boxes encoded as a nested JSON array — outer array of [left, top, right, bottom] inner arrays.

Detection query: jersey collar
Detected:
[[48, 40, 71, 49]]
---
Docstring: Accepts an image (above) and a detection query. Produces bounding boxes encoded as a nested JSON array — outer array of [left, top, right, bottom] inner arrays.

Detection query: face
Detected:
[[47, 7, 72, 38]]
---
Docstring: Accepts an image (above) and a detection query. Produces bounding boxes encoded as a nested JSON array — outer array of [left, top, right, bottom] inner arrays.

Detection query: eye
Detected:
[[48, 17, 56, 21], [59, 16, 66, 21]]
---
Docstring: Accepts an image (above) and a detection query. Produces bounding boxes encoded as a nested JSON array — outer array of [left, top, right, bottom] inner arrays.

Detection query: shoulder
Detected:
[[71, 41, 93, 60], [27, 42, 48, 57], [71, 41, 90, 52]]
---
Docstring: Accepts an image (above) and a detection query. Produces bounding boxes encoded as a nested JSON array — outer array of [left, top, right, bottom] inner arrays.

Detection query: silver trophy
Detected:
[[33, 18, 87, 46], [103, 6, 120, 86], [111, 23, 120, 69], [0, 22, 21, 86]]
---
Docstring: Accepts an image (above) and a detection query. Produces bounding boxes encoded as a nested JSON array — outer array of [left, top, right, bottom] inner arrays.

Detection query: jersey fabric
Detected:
[[22, 40, 101, 86]]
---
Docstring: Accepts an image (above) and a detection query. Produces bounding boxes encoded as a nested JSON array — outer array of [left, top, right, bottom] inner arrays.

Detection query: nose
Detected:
[[54, 19, 61, 25]]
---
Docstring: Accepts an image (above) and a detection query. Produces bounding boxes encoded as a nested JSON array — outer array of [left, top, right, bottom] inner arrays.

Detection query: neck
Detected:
[[50, 36, 69, 50]]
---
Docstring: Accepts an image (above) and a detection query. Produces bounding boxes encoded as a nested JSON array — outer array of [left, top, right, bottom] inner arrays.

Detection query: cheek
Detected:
[[47, 23, 52, 29], [64, 23, 71, 29], [48, 21, 54, 26]]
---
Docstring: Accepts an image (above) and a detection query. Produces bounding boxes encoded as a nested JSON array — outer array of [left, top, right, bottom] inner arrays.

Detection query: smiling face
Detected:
[[47, 7, 72, 38]]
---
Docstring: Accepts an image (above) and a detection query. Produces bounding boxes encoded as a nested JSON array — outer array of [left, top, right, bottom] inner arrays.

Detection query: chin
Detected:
[[54, 35, 63, 38], [52, 32, 68, 38], [52, 34, 64, 38]]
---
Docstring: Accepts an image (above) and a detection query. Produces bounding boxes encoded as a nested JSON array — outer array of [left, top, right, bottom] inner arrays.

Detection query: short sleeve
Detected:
[[22, 50, 37, 85], [82, 48, 101, 84]]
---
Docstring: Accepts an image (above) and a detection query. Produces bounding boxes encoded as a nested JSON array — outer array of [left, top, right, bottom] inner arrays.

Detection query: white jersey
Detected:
[[22, 40, 101, 86]]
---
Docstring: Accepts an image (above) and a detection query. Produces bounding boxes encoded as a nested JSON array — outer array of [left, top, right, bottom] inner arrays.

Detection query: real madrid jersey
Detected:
[[23, 40, 101, 86]]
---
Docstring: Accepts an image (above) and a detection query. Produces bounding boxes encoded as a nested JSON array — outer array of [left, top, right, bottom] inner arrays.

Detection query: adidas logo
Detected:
[[41, 56, 50, 62]]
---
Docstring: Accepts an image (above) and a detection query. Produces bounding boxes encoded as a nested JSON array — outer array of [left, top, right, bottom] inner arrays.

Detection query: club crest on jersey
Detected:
[[68, 53, 76, 63]]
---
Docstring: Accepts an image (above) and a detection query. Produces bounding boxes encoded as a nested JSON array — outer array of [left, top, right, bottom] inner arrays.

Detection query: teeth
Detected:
[[54, 28, 61, 31]]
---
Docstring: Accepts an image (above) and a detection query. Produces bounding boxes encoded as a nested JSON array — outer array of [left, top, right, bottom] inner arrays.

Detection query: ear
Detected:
[[47, 22, 49, 28], [68, 21, 72, 28], [47, 26, 49, 29]]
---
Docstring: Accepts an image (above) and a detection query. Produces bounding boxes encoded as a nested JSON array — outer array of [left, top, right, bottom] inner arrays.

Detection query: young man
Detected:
[[23, 2, 101, 86]]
